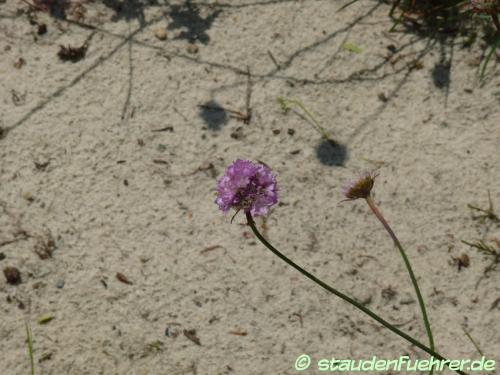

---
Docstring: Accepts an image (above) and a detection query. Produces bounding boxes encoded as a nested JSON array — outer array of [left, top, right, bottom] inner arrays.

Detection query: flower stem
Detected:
[[365, 196, 435, 375], [492, 14, 500, 36], [277, 97, 334, 143], [25, 321, 35, 375], [245, 212, 466, 375]]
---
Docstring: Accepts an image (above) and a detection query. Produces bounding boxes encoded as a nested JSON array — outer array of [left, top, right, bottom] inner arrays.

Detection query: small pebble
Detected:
[[187, 43, 199, 54], [378, 92, 388, 102], [22, 192, 34, 202], [361, 295, 372, 305], [56, 280, 65, 289], [287, 128, 295, 136], [3, 266, 22, 285], [14, 57, 26, 69], [32, 281, 45, 289], [457, 253, 470, 270], [0, 252, 5, 261], [154, 27, 167, 41], [387, 44, 397, 53], [37, 23, 47, 35]]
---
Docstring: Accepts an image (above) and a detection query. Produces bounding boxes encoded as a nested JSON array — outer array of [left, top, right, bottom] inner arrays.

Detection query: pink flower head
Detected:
[[341, 170, 379, 201], [215, 159, 278, 217]]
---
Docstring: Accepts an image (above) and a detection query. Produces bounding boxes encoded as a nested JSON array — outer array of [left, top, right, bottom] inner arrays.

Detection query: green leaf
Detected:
[[342, 43, 362, 53], [37, 314, 55, 325]]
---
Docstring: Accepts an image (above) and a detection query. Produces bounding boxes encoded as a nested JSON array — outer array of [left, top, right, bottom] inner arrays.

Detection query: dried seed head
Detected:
[[341, 170, 378, 201]]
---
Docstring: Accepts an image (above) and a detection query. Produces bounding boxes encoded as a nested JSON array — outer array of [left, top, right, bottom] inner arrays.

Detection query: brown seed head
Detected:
[[341, 171, 378, 201]]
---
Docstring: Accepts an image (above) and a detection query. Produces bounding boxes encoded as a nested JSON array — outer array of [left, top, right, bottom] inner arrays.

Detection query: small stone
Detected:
[[14, 57, 26, 69], [456, 253, 470, 271], [361, 295, 372, 305], [32, 281, 45, 289], [381, 287, 397, 300], [3, 266, 22, 285], [22, 192, 34, 202], [37, 24, 47, 35], [230, 127, 243, 140], [187, 43, 199, 54], [272, 129, 280, 135], [154, 27, 167, 41], [377, 92, 388, 102], [287, 128, 295, 136], [56, 280, 65, 289], [0, 252, 5, 261]]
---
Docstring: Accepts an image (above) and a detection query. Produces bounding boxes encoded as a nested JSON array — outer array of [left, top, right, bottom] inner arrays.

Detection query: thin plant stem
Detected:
[[492, 13, 500, 35], [336, 0, 360, 13], [245, 212, 467, 375], [479, 14, 500, 80], [462, 328, 484, 357], [25, 321, 35, 375], [479, 35, 499, 80], [365, 196, 435, 375], [277, 97, 334, 143]]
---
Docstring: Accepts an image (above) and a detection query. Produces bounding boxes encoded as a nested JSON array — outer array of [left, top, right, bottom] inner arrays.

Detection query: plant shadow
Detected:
[[199, 100, 228, 131], [102, 0, 159, 26], [315, 139, 348, 167], [391, 0, 499, 87], [167, 1, 221, 44]]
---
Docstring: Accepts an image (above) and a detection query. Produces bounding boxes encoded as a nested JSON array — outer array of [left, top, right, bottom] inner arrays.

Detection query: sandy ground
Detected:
[[1, 0, 499, 374]]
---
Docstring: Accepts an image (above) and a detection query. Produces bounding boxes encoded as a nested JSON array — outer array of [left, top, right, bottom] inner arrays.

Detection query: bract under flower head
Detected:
[[215, 159, 278, 217], [341, 170, 378, 201]]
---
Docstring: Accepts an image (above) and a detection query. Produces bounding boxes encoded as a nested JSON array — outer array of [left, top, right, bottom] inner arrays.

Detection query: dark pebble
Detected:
[[37, 24, 47, 35], [3, 266, 22, 285]]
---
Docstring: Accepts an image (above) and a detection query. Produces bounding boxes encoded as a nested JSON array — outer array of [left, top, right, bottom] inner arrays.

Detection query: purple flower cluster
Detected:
[[215, 159, 278, 217]]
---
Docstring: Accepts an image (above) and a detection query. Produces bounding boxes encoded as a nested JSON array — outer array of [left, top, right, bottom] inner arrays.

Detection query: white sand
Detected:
[[1, 0, 499, 374]]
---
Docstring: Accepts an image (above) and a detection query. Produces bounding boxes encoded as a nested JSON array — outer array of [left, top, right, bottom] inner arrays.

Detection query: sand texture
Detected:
[[1, 0, 499, 374]]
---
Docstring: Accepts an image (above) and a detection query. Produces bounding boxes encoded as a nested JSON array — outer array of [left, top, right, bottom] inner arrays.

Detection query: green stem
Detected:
[[25, 321, 35, 375], [462, 328, 484, 357], [365, 196, 435, 375], [492, 14, 500, 36], [278, 98, 334, 143], [245, 212, 466, 375]]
